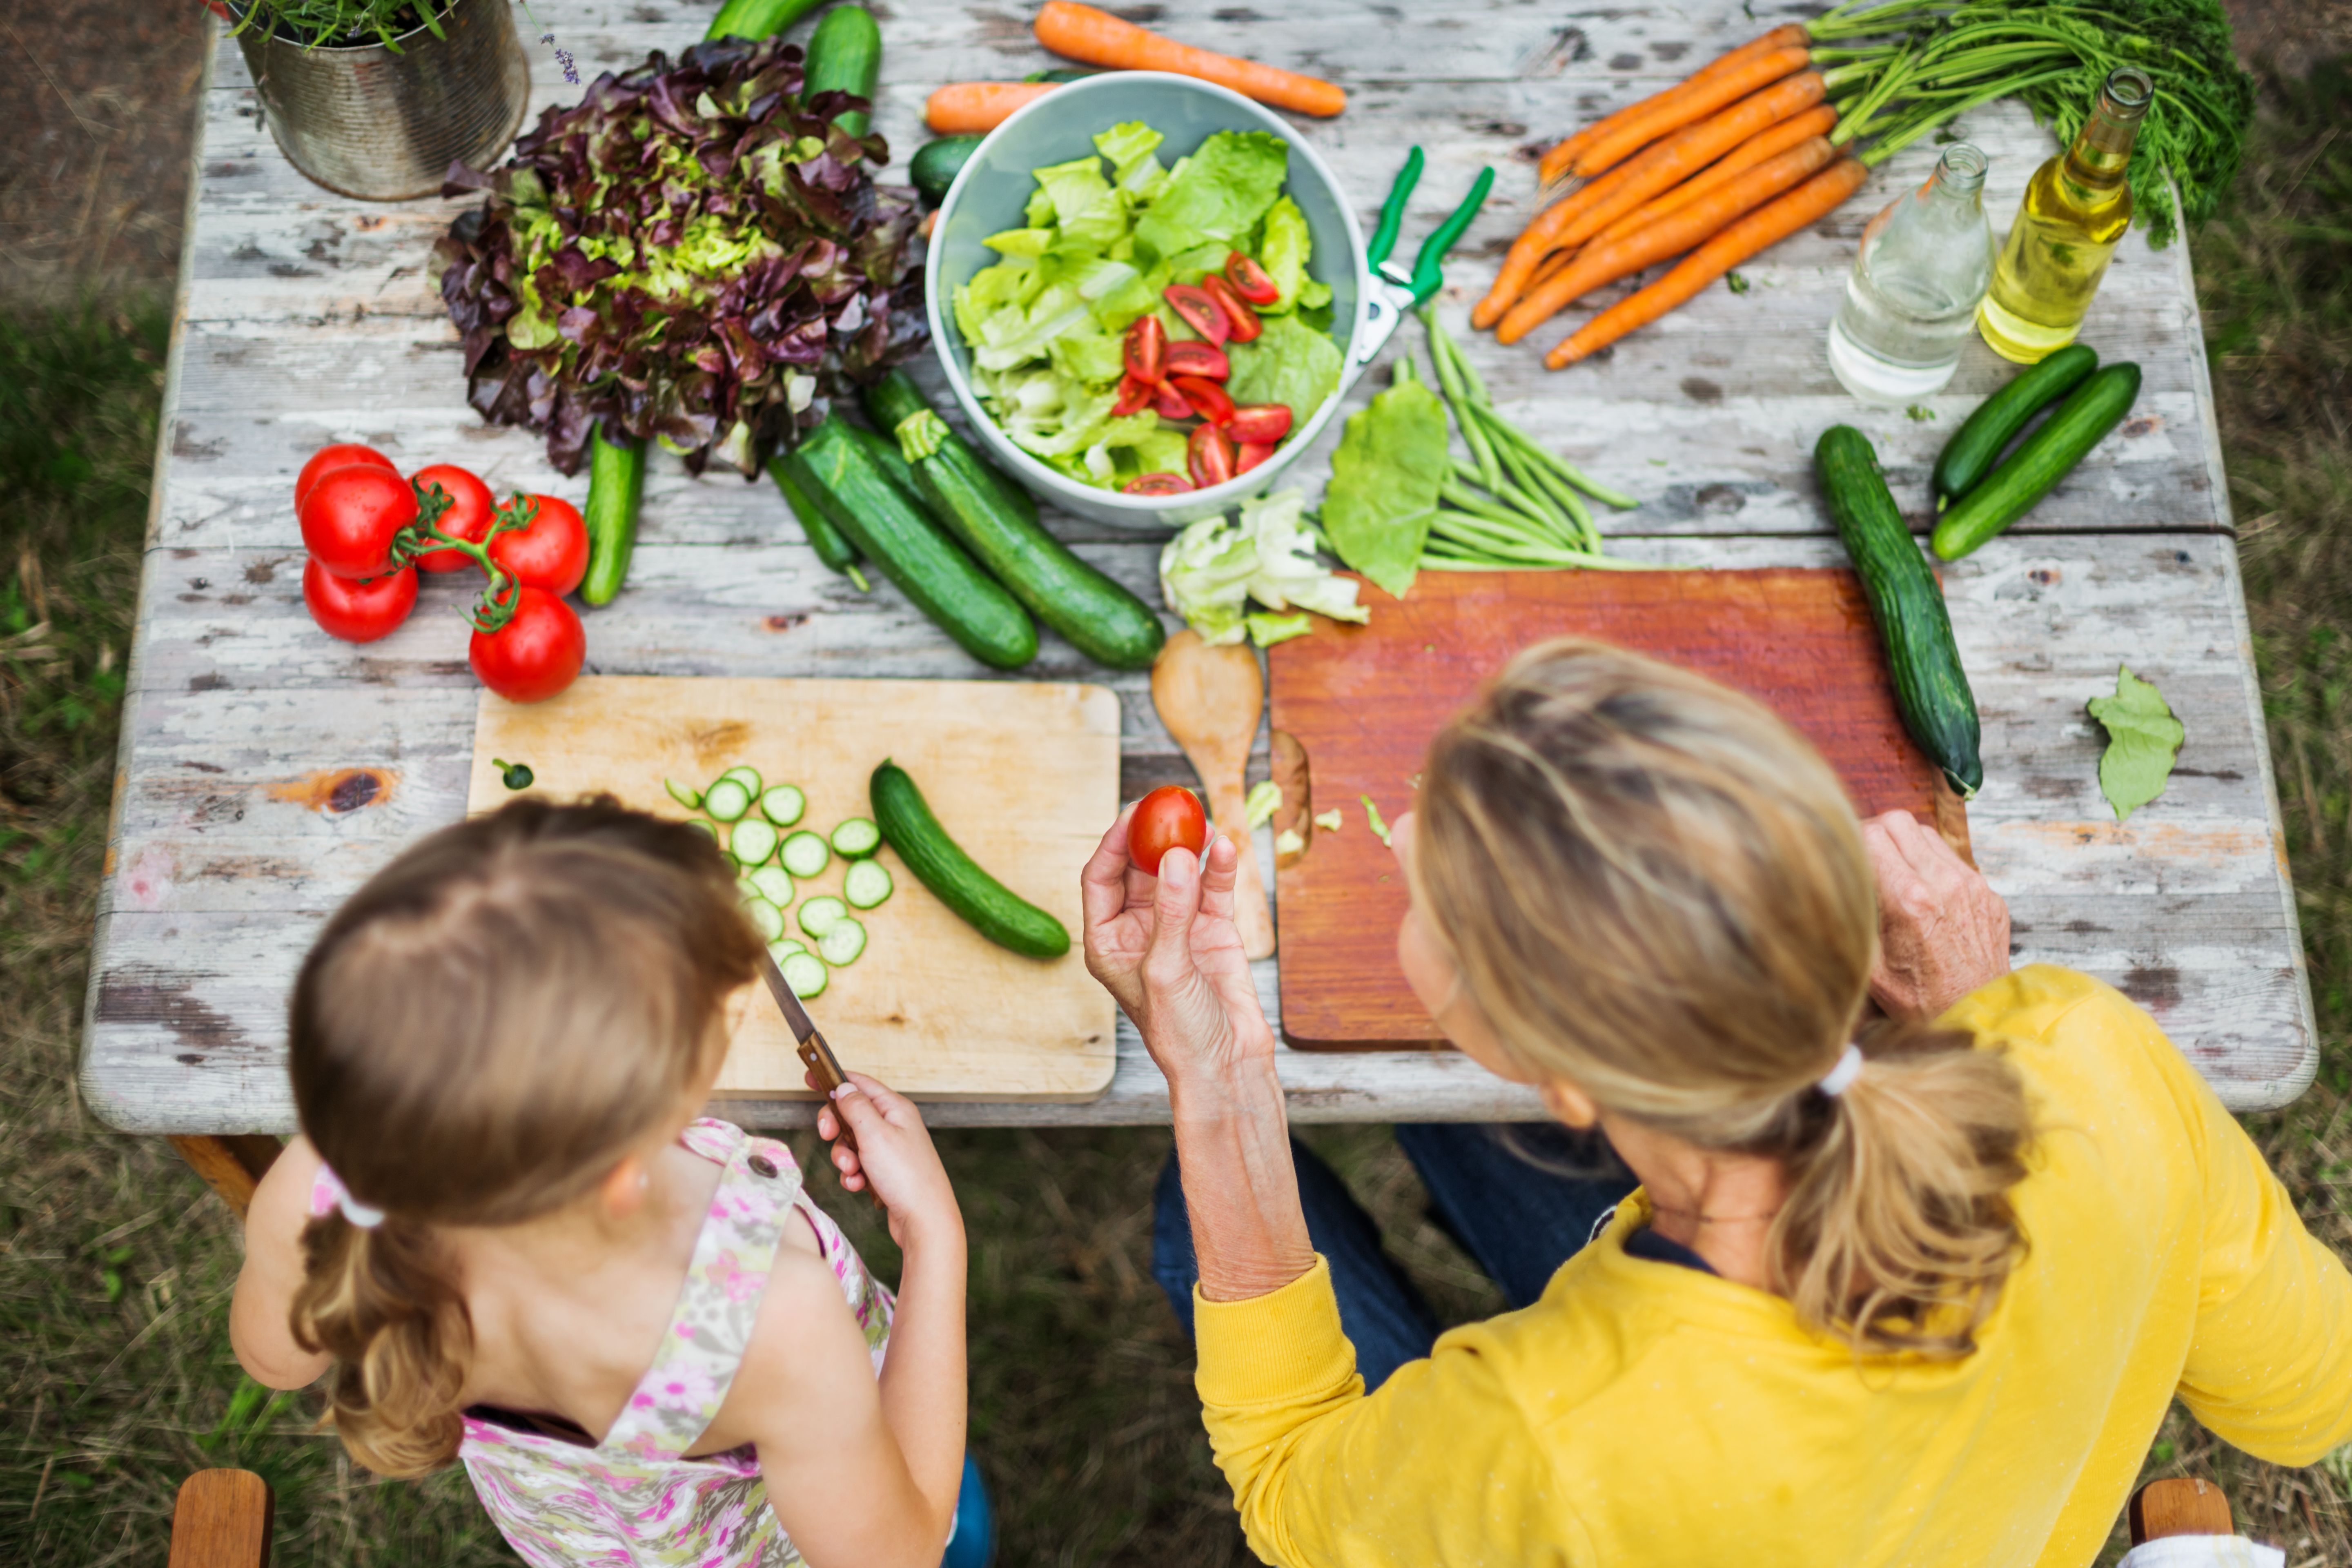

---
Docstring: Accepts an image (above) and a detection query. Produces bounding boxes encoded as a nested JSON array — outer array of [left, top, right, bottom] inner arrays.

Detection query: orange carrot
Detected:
[[1497, 136, 1836, 343], [1547, 158, 1869, 368], [1472, 136, 1683, 329], [1536, 25, 1808, 187], [1567, 45, 1813, 182], [924, 81, 1057, 134], [1033, 1, 1346, 118], [1587, 104, 1838, 249]]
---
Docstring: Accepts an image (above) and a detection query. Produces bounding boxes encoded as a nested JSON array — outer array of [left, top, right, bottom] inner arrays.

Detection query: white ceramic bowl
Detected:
[[924, 72, 1368, 529]]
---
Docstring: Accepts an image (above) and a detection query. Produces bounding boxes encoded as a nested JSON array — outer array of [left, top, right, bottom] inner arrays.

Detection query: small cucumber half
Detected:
[[1931, 363, 2143, 562], [664, 777, 704, 811], [780, 951, 829, 998], [742, 896, 786, 943], [844, 858, 893, 910], [767, 937, 807, 963], [703, 778, 752, 822], [799, 895, 849, 938], [1932, 343, 2098, 507], [830, 817, 881, 858], [729, 817, 780, 867], [781, 831, 831, 878], [817, 917, 867, 967], [761, 785, 806, 827], [720, 764, 763, 795], [748, 864, 795, 907], [869, 760, 1070, 958]]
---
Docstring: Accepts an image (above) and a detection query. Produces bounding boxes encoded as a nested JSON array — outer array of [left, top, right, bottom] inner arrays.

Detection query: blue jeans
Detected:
[[1152, 1123, 1635, 1390]]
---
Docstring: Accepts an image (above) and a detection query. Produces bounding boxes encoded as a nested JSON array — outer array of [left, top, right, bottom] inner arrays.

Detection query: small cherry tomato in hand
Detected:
[[295, 443, 396, 511], [1129, 785, 1209, 876], [409, 463, 495, 573], [1187, 423, 1236, 488], [469, 586, 586, 704], [301, 465, 419, 579], [1123, 315, 1166, 383], [1202, 275, 1262, 342], [1224, 252, 1281, 307], [1162, 341, 1230, 381], [486, 494, 589, 595], [1162, 283, 1229, 346], [303, 557, 416, 643]]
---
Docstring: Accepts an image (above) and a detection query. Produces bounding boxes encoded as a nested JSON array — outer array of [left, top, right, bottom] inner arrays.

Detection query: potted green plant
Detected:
[[229, 0, 531, 201]]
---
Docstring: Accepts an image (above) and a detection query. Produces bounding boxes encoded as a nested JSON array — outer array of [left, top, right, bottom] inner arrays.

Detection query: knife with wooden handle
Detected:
[[756, 946, 857, 1154]]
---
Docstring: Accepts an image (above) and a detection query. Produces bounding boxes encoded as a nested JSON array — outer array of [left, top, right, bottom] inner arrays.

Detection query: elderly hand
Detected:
[[1081, 804, 1277, 1089], [1864, 809, 2012, 1021]]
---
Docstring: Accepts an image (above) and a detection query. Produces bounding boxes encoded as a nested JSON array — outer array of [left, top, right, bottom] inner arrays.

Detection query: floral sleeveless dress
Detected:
[[458, 1119, 892, 1567]]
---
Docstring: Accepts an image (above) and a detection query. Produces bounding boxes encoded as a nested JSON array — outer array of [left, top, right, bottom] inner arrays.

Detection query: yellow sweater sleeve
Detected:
[[1194, 1258, 1584, 1568]]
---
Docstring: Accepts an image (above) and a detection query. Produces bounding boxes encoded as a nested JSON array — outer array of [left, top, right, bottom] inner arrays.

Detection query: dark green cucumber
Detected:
[[870, 760, 1069, 958], [580, 422, 646, 606], [1931, 363, 2142, 563], [848, 421, 926, 506], [768, 456, 868, 590], [785, 416, 1037, 669], [1815, 425, 1983, 798], [1931, 343, 2098, 507], [704, 0, 822, 41], [803, 5, 880, 137], [910, 136, 983, 209], [862, 372, 1165, 670]]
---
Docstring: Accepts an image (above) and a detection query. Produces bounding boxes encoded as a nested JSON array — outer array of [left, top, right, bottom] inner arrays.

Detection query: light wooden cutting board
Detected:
[[466, 675, 1121, 1101]]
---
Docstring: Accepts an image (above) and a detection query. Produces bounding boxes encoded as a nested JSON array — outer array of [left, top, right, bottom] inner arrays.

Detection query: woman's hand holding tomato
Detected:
[[1129, 786, 1209, 875], [486, 494, 590, 596]]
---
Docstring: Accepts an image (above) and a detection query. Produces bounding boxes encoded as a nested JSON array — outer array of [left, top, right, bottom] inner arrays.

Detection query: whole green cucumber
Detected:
[[1815, 425, 1983, 798], [910, 136, 983, 209], [865, 369, 1040, 524], [580, 422, 646, 606], [803, 5, 881, 137], [869, 760, 1070, 958], [1932, 343, 2098, 507], [767, 456, 867, 590], [785, 417, 1036, 669], [862, 374, 1166, 670], [1931, 363, 2142, 562], [704, 0, 822, 40]]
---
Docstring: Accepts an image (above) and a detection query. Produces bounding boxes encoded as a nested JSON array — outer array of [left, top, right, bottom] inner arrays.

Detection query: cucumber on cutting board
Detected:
[[803, 5, 880, 138], [864, 372, 1167, 671], [1931, 364, 2142, 563], [1814, 425, 1984, 799], [782, 416, 1038, 670], [870, 759, 1070, 958], [1931, 343, 2098, 507]]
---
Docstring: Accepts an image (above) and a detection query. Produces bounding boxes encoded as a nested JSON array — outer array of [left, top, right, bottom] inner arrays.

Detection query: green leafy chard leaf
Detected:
[[1321, 376, 1448, 600], [2087, 664, 2185, 823]]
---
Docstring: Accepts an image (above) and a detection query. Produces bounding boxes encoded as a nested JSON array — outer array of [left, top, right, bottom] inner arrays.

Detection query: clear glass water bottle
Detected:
[[1826, 143, 1994, 403]]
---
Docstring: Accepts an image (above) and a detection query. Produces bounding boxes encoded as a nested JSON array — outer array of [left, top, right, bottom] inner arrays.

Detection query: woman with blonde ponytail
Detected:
[[1085, 639, 2352, 1567], [231, 797, 974, 1568]]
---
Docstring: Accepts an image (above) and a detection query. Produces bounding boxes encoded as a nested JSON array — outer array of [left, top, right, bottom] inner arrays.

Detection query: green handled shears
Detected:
[[1344, 149, 1495, 391]]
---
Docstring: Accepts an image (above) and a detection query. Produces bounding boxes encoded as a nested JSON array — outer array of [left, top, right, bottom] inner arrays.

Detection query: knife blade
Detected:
[[755, 947, 857, 1153]]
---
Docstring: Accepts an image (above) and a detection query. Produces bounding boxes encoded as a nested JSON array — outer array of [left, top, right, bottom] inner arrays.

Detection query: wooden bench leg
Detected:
[[169, 1468, 273, 1568], [167, 1136, 284, 1222], [2129, 1477, 2234, 1544]]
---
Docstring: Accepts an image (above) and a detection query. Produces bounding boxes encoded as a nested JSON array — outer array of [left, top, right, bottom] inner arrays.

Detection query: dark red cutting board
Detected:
[[1267, 568, 1958, 1048]]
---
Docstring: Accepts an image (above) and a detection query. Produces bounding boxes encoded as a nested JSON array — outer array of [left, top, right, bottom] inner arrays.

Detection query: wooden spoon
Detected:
[[1151, 629, 1276, 959]]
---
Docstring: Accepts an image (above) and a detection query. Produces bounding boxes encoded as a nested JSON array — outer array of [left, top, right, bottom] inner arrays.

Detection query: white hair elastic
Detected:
[[313, 1163, 386, 1229], [1816, 1044, 1866, 1098]]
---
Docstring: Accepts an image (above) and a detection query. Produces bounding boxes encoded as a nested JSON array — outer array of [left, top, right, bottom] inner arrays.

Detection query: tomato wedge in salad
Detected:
[[1224, 252, 1280, 306], [1172, 375, 1235, 428], [1162, 341, 1229, 381], [1163, 283, 1229, 347], [1234, 441, 1277, 476], [1123, 472, 1193, 496], [1187, 424, 1236, 488], [1201, 275, 1262, 342], [1123, 315, 1166, 383], [1227, 403, 1294, 444]]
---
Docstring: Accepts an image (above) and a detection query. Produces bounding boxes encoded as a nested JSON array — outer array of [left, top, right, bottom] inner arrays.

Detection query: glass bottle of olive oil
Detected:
[[1976, 67, 2153, 363]]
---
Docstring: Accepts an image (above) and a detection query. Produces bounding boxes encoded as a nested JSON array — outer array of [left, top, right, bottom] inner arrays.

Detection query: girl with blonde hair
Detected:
[[232, 797, 970, 1568], [1088, 638, 2352, 1566]]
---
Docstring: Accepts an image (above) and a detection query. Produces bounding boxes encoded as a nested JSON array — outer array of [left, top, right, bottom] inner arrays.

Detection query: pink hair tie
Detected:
[[310, 1163, 386, 1229]]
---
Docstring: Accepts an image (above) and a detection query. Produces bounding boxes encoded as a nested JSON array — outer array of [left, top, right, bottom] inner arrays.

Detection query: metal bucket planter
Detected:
[[233, 0, 530, 200]]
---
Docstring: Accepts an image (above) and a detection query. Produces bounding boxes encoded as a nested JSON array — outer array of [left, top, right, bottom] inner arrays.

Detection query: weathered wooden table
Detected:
[[85, 1, 2312, 1164]]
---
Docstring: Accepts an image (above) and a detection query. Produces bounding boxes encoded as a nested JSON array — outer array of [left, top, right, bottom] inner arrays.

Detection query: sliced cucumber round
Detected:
[[767, 937, 806, 963], [736, 875, 764, 904], [748, 864, 795, 907], [761, 784, 806, 826], [665, 777, 704, 811], [703, 778, 752, 822], [742, 896, 786, 943], [817, 916, 866, 967], [720, 764, 763, 795], [798, 895, 849, 938], [843, 858, 893, 910], [829, 816, 881, 858], [780, 951, 829, 998], [730, 817, 780, 867], [685, 819, 717, 843], [781, 830, 831, 878]]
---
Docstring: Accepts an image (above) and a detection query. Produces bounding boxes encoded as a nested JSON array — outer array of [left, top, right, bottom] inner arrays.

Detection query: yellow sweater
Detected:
[[1195, 967, 2352, 1567]]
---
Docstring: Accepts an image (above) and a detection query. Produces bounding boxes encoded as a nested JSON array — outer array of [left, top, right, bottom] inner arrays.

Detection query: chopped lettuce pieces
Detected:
[[1158, 488, 1368, 646]]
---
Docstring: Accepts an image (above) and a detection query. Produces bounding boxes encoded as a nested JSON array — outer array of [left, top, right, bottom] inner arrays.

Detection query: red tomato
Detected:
[[1123, 315, 1166, 383], [1224, 251, 1280, 306], [1202, 275, 1262, 342], [1188, 423, 1236, 488], [1112, 374, 1155, 417], [1162, 283, 1229, 346], [410, 463, 496, 573], [302, 557, 417, 643], [1162, 341, 1230, 381], [1227, 403, 1294, 444], [301, 465, 419, 579], [1235, 441, 1277, 476], [1151, 379, 1193, 421], [469, 586, 586, 704], [295, 443, 396, 511], [1122, 472, 1193, 496], [486, 494, 590, 596], [1129, 785, 1209, 876], [1172, 374, 1236, 428]]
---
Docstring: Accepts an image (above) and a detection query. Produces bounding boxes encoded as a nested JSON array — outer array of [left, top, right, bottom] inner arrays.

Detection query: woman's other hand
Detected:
[[1082, 804, 1278, 1088], [1864, 809, 2012, 1021], [812, 1072, 961, 1251]]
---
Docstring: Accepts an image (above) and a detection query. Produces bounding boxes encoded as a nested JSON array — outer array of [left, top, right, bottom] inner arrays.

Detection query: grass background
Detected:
[[4, 51, 2352, 1568]]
